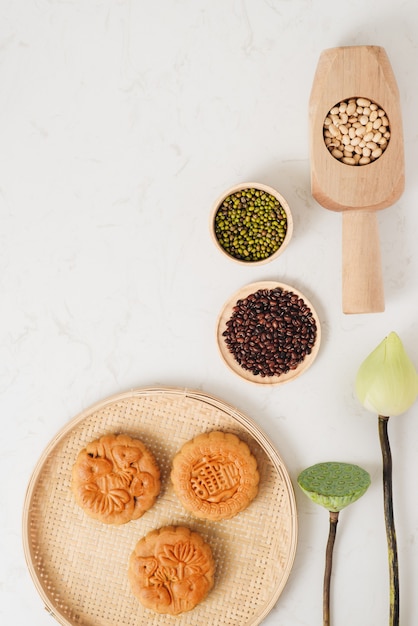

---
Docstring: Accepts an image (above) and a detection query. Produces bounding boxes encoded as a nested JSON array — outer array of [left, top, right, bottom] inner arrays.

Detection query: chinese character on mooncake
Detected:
[[171, 431, 259, 521]]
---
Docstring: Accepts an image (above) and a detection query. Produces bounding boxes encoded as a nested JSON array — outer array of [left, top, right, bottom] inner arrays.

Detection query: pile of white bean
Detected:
[[323, 97, 391, 166]]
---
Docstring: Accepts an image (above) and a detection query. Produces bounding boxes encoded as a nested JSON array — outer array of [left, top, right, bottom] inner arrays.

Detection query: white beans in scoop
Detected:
[[323, 97, 390, 166]]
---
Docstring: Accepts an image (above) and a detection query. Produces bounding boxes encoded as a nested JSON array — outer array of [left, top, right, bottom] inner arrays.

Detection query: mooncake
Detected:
[[128, 525, 215, 615], [171, 431, 259, 521], [71, 433, 160, 524]]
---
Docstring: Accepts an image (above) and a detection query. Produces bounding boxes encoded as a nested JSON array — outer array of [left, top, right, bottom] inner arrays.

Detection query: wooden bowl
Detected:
[[216, 281, 321, 385], [210, 182, 293, 265]]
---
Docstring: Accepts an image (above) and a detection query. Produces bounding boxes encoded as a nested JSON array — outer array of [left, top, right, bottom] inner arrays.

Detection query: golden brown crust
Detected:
[[171, 431, 259, 521], [128, 526, 215, 615], [71, 434, 160, 524]]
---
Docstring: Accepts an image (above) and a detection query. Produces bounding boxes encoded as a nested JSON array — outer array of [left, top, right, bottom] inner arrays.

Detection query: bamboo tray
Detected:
[[23, 387, 297, 626]]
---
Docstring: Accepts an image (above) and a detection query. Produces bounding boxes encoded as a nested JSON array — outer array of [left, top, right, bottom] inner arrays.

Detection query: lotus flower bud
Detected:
[[355, 332, 418, 416]]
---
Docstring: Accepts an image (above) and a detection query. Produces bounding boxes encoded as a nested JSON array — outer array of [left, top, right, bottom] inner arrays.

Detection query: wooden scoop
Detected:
[[309, 46, 404, 314]]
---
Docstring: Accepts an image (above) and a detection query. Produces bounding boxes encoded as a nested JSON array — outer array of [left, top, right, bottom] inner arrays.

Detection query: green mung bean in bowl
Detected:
[[210, 183, 293, 265]]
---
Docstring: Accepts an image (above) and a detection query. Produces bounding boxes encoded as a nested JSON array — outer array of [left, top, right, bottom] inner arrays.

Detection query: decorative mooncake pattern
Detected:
[[128, 526, 215, 615], [171, 431, 259, 521], [71, 434, 161, 524]]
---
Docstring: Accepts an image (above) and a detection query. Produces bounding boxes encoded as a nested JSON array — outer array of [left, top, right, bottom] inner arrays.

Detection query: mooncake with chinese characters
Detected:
[[171, 431, 259, 521]]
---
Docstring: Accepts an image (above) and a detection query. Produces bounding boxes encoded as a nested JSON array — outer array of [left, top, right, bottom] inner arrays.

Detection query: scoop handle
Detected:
[[342, 211, 385, 314]]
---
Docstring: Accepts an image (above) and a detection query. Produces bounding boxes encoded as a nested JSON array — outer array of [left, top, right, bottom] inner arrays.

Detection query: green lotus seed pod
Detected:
[[297, 462, 370, 512]]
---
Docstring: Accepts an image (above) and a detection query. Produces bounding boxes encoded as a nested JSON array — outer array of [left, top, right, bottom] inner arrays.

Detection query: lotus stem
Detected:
[[378, 415, 399, 626], [323, 510, 339, 626]]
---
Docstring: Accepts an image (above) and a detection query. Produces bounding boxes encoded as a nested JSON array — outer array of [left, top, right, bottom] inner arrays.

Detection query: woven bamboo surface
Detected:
[[23, 387, 297, 626]]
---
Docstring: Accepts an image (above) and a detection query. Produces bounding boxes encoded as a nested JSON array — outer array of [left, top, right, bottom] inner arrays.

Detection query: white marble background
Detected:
[[1, 1, 418, 624]]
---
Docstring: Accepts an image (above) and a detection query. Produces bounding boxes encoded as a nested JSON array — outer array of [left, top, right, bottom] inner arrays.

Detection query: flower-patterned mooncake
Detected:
[[71, 433, 161, 524], [128, 526, 215, 615]]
